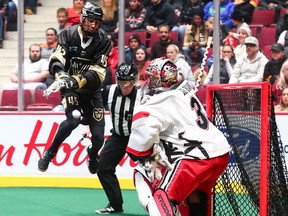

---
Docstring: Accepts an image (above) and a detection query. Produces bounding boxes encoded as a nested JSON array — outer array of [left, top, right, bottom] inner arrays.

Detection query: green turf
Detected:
[[0, 187, 148, 216]]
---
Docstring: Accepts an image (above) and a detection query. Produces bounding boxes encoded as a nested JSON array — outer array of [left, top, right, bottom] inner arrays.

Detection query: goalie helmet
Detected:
[[80, 2, 103, 36], [116, 63, 138, 81], [145, 58, 178, 89]]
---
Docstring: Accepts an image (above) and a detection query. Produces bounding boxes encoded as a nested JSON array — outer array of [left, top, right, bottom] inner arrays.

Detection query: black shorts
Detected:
[[61, 89, 105, 126]]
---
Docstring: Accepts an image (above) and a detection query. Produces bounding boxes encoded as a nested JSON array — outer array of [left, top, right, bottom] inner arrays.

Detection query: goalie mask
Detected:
[[145, 58, 178, 89], [80, 2, 103, 36]]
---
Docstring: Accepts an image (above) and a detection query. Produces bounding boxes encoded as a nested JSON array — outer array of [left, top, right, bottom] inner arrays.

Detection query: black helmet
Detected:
[[116, 63, 138, 81], [81, 2, 103, 22]]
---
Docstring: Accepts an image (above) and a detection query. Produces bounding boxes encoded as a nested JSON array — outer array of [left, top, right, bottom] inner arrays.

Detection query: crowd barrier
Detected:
[[0, 112, 287, 189]]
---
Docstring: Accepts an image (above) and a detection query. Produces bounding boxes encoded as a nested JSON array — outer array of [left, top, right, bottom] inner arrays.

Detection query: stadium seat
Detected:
[[261, 45, 272, 60], [258, 26, 276, 50], [250, 9, 275, 27], [0, 89, 32, 111], [26, 90, 62, 111], [124, 31, 147, 47]]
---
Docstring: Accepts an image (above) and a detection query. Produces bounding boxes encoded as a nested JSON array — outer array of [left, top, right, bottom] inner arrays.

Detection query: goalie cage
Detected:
[[205, 82, 288, 216]]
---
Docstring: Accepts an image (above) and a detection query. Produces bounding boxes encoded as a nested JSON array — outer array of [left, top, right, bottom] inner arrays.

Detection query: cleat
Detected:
[[38, 151, 55, 172], [95, 204, 124, 214], [86, 145, 98, 174]]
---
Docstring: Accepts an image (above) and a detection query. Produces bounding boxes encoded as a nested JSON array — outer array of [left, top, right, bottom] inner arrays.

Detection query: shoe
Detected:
[[0, 40, 3, 49], [38, 151, 55, 172], [95, 204, 124, 214], [25, 8, 34, 15], [86, 145, 98, 174]]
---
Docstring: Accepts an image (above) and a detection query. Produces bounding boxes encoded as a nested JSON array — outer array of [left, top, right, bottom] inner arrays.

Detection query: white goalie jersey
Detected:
[[126, 80, 231, 161]]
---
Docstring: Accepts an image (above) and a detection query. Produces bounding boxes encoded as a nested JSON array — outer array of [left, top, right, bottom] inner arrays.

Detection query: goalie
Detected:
[[126, 58, 231, 215], [38, 2, 111, 174]]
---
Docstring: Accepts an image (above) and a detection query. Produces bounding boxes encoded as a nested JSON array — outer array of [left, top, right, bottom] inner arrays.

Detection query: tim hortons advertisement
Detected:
[[0, 112, 287, 188]]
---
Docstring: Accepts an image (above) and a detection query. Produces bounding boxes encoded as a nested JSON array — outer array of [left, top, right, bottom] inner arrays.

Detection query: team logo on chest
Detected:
[[93, 108, 104, 121]]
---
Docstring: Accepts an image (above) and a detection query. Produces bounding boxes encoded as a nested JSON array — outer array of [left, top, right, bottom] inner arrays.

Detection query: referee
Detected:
[[89, 63, 142, 214]]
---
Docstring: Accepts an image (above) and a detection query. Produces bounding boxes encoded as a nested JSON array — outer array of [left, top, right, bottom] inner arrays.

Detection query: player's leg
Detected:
[[95, 134, 128, 214], [38, 107, 81, 172], [134, 169, 162, 216], [86, 93, 105, 174]]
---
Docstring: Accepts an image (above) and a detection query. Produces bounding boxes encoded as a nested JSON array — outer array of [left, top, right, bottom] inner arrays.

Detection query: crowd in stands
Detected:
[[1, 0, 288, 111]]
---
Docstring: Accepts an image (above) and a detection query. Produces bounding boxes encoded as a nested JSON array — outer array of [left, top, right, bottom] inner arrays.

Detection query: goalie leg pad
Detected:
[[153, 188, 175, 216], [134, 169, 160, 214]]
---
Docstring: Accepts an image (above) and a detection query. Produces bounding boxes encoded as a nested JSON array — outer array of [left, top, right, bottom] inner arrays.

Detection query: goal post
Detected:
[[206, 82, 288, 216]]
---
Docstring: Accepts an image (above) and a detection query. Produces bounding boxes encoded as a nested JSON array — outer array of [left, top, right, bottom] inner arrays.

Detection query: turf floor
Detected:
[[0, 187, 148, 216]]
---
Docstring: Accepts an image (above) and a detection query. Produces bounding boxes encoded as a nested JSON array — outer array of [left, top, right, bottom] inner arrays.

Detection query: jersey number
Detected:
[[190, 96, 208, 130]]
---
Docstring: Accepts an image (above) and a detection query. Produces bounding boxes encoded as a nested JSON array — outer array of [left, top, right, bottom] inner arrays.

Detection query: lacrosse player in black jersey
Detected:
[[38, 2, 111, 174]]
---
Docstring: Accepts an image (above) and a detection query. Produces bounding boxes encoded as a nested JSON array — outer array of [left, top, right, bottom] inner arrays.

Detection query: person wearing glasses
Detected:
[[204, 44, 236, 85]]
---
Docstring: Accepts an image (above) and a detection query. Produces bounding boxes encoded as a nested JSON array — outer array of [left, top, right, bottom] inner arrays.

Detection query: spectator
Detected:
[[229, 36, 268, 83], [263, 43, 286, 86], [275, 60, 288, 97], [274, 86, 288, 111], [149, 24, 182, 60], [24, 0, 37, 15], [107, 33, 118, 84], [99, 0, 118, 34], [0, 44, 49, 93], [233, 25, 252, 61], [7, 0, 17, 31], [123, 0, 146, 32], [204, 0, 236, 29], [276, 1, 288, 41], [133, 47, 150, 88], [172, 0, 205, 43], [56, 7, 68, 34], [67, 0, 85, 26], [183, 9, 209, 64], [125, 33, 146, 64], [166, 44, 196, 85], [144, 0, 176, 33], [39, 28, 58, 60], [0, 0, 8, 48], [233, 0, 259, 24], [204, 44, 236, 85], [205, 16, 230, 45], [229, 9, 249, 41]]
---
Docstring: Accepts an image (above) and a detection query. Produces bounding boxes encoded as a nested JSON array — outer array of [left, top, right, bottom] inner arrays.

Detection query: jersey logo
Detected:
[[93, 108, 104, 121]]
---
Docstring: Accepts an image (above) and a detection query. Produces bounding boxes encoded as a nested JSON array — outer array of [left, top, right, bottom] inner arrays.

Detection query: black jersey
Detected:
[[49, 25, 111, 93]]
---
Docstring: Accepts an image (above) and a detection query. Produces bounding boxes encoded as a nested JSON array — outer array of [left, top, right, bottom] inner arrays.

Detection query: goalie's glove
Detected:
[[139, 159, 163, 182], [151, 143, 172, 171]]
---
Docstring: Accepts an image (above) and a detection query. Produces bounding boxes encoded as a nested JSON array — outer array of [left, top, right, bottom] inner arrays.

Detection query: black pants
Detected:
[[97, 133, 129, 210]]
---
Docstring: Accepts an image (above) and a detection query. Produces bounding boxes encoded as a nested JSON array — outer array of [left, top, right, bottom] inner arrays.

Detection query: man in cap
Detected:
[[229, 36, 268, 83], [263, 43, 286, 85]]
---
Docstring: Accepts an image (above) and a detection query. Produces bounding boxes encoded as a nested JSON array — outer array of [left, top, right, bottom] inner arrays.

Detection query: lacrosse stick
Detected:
[[194, 36, 213, 93]]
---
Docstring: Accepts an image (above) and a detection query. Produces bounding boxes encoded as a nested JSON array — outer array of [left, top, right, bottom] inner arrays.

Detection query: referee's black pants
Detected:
[[97, 133, 129, 210]]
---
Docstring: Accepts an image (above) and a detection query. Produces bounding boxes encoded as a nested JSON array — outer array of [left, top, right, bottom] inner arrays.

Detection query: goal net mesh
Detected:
[[208, 83, 288, 216]]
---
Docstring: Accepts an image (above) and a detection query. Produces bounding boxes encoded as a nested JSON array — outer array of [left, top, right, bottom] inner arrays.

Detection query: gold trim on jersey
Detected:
[[92, 65, 106, 82], [71, 75, 87, 89]]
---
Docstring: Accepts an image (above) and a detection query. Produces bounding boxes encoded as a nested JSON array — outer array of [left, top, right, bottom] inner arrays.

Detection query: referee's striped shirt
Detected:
[[103, 84, 142, 137]]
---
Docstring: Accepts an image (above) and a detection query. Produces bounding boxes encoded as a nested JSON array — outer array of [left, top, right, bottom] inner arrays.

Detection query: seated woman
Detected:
[[133, 47, 150, 88], [204, 44, 236, 85], [123, 0, 146, 32], [274, 86, 288, 111]]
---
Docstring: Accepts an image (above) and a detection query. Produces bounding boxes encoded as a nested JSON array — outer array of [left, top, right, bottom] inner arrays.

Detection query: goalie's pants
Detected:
[[97, 133, 130, 210], [159, 153, 229, 204]]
